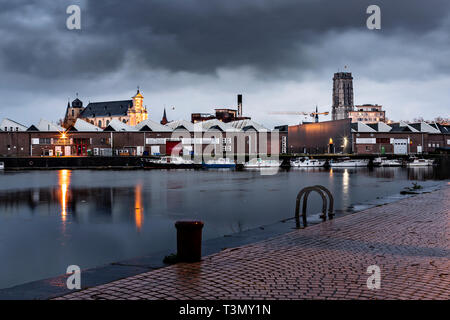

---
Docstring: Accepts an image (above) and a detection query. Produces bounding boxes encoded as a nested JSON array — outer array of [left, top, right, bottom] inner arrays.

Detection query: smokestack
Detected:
[[237, 94, 242, 117]]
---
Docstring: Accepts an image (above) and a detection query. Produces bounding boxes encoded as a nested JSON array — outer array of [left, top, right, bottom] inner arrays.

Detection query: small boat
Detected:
[[244, 158, 282, 168], [202, 158, 236, 169], [151, 156, 194, 165], [330, 158, 369, 167], [406, 158, 433, 167], [290, 157, 326, 167], [373, 157, 402, 167], [0, 162, 4, 170]]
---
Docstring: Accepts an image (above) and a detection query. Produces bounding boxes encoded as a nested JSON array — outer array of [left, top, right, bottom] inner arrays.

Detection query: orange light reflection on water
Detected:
[[134, 184, 144, 231], [59, 169, 71, 221]]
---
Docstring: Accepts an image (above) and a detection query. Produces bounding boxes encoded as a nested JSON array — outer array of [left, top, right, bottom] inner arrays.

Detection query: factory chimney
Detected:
[[237, 94, 243, 117]]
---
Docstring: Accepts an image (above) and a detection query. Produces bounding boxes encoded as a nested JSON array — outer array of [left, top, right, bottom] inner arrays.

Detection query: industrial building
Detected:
[[287, 119, 450, 155], [0, 117, 283, 158], [191, 94, 251, 123]]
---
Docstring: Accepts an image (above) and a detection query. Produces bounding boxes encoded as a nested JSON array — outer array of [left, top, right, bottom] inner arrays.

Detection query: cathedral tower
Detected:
[[331, 72, 354, 120], [129, 88, 148, 126]]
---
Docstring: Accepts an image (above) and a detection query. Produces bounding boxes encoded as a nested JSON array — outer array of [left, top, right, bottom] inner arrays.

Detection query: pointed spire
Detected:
[[161, 107, 168, 125]]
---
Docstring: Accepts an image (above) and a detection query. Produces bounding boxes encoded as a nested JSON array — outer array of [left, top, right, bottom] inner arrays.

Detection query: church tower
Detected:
[[63, 96, 84, 128], [160, 107, 168, 125], [129, 88, 148, 126], [331, 72, 354, 120]]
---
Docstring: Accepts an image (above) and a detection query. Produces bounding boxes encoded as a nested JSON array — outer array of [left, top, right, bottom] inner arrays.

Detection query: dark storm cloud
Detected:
[[0, 0, 449, 78]]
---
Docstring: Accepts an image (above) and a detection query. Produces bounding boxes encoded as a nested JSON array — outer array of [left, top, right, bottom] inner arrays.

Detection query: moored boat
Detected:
[[202, 158, 236, 169], [373, 157, 402, 167], [290, 157, 326, 167], [149, 156, 194, 165], [330, 158, 369, 167], [244, 158, 282, 168], [406, 158, 433, 167]]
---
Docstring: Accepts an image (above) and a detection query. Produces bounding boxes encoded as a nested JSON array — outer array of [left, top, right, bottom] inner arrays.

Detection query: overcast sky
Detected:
[[0, 0, 449, 128]]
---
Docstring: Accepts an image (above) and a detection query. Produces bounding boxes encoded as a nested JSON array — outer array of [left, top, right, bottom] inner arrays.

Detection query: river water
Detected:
[[0, 166, 448, 289]]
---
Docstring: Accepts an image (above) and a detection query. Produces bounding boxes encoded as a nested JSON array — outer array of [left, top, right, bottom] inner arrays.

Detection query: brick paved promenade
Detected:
[[56, 187, 450, 300]]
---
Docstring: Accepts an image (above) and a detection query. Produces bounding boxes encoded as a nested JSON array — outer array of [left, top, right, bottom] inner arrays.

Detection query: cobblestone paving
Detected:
[[56, 187, 450, 300]]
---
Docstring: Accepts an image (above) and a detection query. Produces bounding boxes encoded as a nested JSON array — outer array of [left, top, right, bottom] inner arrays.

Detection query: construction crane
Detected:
[[269, 106, 329, 123]]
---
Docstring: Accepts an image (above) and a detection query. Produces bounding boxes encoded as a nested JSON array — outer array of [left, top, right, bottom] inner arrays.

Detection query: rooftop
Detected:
[[79, 100, 132, 118]]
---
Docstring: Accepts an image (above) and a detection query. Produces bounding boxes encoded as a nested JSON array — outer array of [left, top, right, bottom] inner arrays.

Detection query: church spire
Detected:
[[160, 107, 168, 125]]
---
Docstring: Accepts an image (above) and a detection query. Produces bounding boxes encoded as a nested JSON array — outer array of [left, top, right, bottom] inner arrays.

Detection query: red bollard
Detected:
[[175, 221, 204, 262]]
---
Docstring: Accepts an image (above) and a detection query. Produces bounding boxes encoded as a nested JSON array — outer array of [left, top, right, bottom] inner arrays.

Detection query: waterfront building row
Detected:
[[0, 117, 283, 157], [1, 116, 449, 157]]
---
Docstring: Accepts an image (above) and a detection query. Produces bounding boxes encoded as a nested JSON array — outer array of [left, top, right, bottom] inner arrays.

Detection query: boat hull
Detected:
[[291, 161, 326, 167], [330, 161, 368, 167], [407, 163, 432, 167], [381, 162, 402, 167], [202, 163, 236, 169]]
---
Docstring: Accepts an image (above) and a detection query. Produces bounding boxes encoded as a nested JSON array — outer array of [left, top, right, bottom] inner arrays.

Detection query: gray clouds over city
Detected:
[[0, 0, 449, 127]]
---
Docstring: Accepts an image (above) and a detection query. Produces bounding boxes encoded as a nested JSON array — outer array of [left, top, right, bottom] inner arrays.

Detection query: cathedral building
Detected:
[[63, 89, 148, 129]]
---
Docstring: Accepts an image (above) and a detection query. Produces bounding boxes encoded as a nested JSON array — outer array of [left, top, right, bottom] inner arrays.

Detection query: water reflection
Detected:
[[343, 169, 349, 195], [367, 166, 443, 181], [58, 170, 72, 243], [58, 169, 71, 222], [134, 184, 144, 232], [0, 168, 448, 290]]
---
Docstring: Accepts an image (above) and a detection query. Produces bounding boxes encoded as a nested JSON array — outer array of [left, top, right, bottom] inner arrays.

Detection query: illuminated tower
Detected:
[[332, 72, 354, 120], [129, 88, 148, 126]]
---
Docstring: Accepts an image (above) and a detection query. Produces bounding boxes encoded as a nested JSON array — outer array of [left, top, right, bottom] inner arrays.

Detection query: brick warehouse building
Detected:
[[288, 119, 450, 155], [1, 116, 448, 158], [352, 121, 450, 154], [0, 118, 285, 158], [288, 119, 353, 154]]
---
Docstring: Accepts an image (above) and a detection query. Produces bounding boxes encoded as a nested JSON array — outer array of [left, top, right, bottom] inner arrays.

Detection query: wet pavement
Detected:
[[54, 185, 450, 300]]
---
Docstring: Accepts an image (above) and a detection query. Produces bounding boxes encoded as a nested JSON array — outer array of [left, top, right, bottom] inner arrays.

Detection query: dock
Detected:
[[54, 185, 450, 300]]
